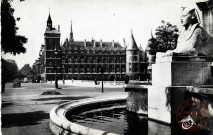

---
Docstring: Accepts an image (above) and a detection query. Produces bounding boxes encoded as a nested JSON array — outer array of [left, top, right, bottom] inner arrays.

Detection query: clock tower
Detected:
[[44, 13, 61, 81]]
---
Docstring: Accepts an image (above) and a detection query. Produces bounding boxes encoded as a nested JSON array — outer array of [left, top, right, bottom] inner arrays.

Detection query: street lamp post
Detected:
[[54, 48, 59, 89], [101, 67, 104, 93], [62, 64, 65, 84]]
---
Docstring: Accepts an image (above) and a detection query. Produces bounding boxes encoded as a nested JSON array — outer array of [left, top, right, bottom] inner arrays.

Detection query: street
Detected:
[[1, 82, 127, 135]]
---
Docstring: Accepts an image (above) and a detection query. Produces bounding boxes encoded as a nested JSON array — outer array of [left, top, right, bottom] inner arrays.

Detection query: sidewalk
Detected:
[[1, 84, 127, 135], [48, 80, 125, 88]]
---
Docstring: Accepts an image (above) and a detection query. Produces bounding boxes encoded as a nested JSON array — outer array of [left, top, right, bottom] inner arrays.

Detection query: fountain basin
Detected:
[[49, 96, 127, 135]]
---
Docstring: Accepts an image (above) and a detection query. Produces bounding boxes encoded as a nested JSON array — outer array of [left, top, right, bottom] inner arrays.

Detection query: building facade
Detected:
[[33, 14, 147, 81]]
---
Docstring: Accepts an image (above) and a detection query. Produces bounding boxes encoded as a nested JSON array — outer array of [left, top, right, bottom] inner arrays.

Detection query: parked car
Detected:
[[24, 78, 28, 83], [13, 76, 21, 87]]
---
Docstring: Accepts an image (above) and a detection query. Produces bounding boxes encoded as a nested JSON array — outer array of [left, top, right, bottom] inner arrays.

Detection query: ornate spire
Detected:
[[69, 21, 74, 42], [47, 12, 52, 30]]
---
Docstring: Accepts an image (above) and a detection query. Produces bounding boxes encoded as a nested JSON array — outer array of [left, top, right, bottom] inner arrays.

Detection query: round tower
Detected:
[[126, 31, 140, 80]]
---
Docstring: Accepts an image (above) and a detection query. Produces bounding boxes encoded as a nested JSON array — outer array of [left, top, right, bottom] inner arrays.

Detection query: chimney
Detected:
[[123, 38, 126, 48], [100, 39, 102, 48], [84, 39, 87, 47], [112, 40, 114, 48], [93, 39, 96, 47], [58, 25, 60, 32]]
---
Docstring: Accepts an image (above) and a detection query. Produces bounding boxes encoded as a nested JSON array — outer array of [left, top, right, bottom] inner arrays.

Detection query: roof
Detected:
[[62, 40, 122, 49], [47, 14, 52, 22], [126, 32, 138, 50], [45, 29, 60, 34]]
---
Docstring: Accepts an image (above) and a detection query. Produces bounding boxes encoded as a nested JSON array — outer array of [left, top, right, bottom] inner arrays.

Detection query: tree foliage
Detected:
[[2, 58, 19, 82], [19, 64, 33, 78], [1, 0, 27, 55], [148, 20, 179, 52]]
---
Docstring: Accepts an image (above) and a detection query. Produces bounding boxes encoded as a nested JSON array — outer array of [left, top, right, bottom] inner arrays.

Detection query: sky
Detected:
[[1, 0, 203, 69]]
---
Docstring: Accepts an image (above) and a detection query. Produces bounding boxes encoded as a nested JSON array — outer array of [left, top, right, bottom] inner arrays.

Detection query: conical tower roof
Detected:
[[127, 31, 138, 50], [47, 13, 52, 22]]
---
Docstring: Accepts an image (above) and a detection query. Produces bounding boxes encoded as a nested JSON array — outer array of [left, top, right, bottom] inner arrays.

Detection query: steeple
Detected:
[[69, 21, 74, 42], [47, 12, 52, 30]]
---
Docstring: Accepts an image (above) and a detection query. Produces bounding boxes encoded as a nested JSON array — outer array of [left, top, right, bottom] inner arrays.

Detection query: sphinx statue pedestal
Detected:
[[149, 56, 213, 131]]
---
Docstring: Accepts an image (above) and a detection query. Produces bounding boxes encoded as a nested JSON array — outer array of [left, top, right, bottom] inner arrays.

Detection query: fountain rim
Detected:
[[49, 96, 127, 135]]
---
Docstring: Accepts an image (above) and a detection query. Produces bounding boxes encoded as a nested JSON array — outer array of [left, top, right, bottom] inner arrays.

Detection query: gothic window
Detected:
[[114, 58, 117, 63], [68, 59, 72, 63], [98, 67, 101, 72], [97, 58, 100, 63], [122, 67, 125, 72], [49, 69, 52, 73], [104, 66, 108, 72], [68, 68, 72, 72], [74, 58, 78, 63], [116, 68, 120, 72], [87, 68, 90, 72], [93, 59, 96, 63], [68, 47, 71, 53], [80, 58, 84, 63], [87, 58, 90, 63], [132, 56, 138, 61], [135, 64, 138, 71], [74, 67, 78, 73], [62, 60, 65, 63], [92, 67, 95, 72], [80, 48, 84, 53], [80, 67, 84, 72], [102, 58, 106, 63], [110, 66, 114, 72], [104, 58, 108, 63], [74, 47, 78, 53], [49, 62, 52, 66]]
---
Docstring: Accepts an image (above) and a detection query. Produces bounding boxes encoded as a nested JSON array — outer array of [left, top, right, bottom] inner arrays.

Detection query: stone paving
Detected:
[[1, 82, 127, 135]]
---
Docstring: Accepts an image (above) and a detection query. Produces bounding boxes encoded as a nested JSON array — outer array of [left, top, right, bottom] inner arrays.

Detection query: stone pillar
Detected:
[[125, 83, 149, 115], [149, 56, 213, 131]]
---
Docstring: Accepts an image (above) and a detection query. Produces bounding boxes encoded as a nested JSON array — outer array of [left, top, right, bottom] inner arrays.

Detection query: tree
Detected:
[[19, 64, 32, 78], [154, 20, 179, 52], [1, 0, 27, 55], [2, 59, 19, 83], [1, 0, 27, 92]]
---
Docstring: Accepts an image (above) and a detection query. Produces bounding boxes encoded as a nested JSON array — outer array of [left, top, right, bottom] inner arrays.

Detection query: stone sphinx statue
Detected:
[[158, 7, 213, 57]]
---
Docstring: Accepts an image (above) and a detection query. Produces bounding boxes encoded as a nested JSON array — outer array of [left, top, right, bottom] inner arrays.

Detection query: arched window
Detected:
[[92, 67, 95, 72], [80, 67, 84, 72], [68, 59, 72, 63], [74, 58, 78, 63], [87, 67, 90, 72], [80, 58, 84, 63], [74, 67, 78, 73]]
